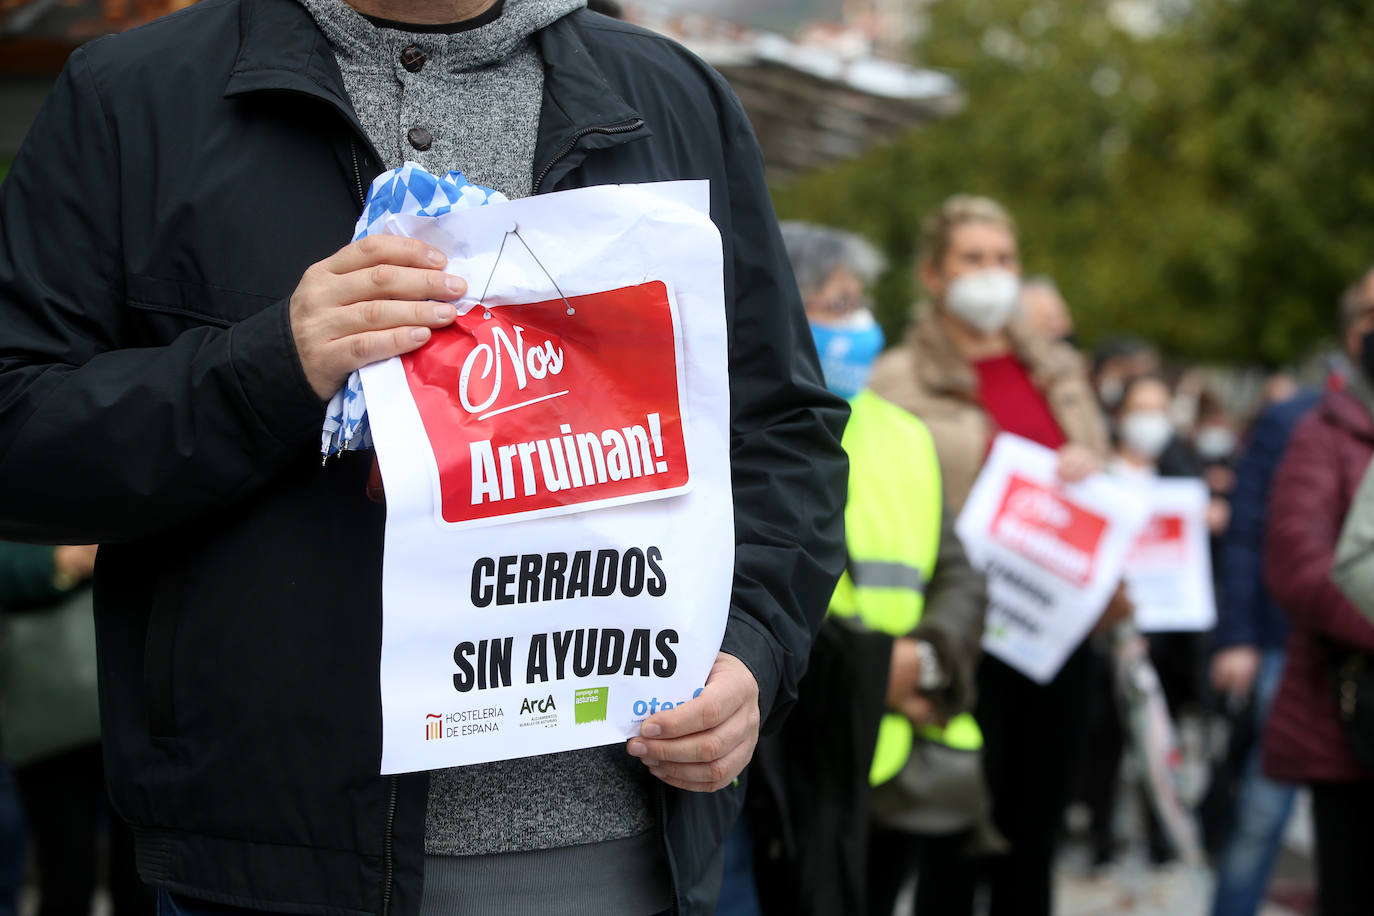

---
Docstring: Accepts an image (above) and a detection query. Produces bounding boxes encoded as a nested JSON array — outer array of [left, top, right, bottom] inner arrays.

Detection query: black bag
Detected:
[[1331, 651, 1374, 771]]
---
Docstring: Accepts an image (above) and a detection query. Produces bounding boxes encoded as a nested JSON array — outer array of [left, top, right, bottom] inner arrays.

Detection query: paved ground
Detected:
[[1054, 787, 1315, 916], [19, 793, 1319, 916], [1054, 852, 1307, 916]]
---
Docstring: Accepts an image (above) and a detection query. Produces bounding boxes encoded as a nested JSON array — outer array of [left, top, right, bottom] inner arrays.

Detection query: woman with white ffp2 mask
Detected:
[[1112, 376, 1177, 473], [866, 195, 1125, 916]]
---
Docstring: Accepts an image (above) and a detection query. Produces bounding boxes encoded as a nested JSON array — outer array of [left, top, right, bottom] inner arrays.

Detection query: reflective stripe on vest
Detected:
[[850, 560, 926, 592], [826, 391, 983, 786]]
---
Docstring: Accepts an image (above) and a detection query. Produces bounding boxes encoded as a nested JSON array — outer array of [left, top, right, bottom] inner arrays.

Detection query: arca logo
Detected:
[[519, 694, 557, 715]]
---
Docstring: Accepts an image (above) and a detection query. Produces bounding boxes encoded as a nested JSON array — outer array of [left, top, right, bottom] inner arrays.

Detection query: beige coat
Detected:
[[869, 310, 1109, 511]]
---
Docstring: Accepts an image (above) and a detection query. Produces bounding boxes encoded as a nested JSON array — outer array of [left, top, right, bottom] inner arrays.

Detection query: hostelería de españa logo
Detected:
[[990, 473, 1108, 587], [400, 282, 689, 527]]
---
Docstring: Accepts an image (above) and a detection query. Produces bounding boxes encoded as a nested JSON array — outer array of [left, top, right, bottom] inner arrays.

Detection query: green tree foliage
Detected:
[[771, 0, 1374, 364]]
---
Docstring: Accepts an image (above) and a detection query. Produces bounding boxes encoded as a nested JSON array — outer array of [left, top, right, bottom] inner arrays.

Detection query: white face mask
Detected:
[[1119, 410, 1173, 460], [944, 269, 1021, 334], [1196, 426, 1237, 462]]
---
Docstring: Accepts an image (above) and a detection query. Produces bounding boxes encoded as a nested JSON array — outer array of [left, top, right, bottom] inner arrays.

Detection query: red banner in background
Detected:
[[990, 473, 1109, 587], [400, 281, 689, 526], [1129, 514, 1188, 565]]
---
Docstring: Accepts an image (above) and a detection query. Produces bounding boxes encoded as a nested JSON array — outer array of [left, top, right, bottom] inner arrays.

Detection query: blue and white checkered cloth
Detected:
[[321, 162, 508, 459]]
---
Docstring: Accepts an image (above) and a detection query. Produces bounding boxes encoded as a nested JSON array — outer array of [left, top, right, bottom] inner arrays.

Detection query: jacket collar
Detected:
[[1323, 374, 1374, 444], [224, 0, 649, 185], [225, 0, 354, 113], [529, 14, 648, 191], [906, 306, 1087, 399]]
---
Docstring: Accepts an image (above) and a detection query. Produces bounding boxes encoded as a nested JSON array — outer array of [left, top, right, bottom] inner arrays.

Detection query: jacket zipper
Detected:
[[531, 118, 645, 194], [381, 776, 398, 916], [350, 141, 366, 206]]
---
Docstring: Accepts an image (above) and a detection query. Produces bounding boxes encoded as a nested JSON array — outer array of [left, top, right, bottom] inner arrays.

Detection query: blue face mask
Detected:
[[810, 310, 885, 400]]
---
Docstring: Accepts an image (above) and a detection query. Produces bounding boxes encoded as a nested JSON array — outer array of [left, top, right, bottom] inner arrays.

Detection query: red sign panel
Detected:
[[1129, 514, 1187, 565], [990, 473, 1109, 586], [400, 281, 689, 526]]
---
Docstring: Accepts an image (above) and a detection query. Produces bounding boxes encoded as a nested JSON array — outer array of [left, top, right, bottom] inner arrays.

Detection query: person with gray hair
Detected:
[[779, 222, 887, 301], [723, 221, 991, 916], [777, 221, 888, 399]]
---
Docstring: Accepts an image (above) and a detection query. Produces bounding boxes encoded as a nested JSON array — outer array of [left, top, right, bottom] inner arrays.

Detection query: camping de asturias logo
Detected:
[[574, 686, 609, 724]]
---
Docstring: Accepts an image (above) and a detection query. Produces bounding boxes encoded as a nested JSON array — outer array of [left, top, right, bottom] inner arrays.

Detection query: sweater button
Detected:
[[400, 45, 426, 73], [407, 127, 433, 151]]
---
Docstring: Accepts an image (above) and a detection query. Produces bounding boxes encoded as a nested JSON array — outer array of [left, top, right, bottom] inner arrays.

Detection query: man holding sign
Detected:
[[0, 2, 849, 915]]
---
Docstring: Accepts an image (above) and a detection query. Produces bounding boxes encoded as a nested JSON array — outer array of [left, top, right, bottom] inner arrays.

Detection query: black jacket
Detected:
[[746, 509, 987, 915], [0, 3, 849, 914]]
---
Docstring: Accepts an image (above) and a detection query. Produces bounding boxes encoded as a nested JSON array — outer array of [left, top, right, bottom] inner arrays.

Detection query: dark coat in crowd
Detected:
[[0, 2, 849, 914], [1265, 386, 1374, 784], [1217, 392, 1319, 652], [746, 508, 988, 916]]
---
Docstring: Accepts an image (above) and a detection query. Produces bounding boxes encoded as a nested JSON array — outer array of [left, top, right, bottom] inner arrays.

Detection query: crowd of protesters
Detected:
[[3, 179, 1374, 912], [708, 196, 1374, 916], [0, 3, 1371, 914]]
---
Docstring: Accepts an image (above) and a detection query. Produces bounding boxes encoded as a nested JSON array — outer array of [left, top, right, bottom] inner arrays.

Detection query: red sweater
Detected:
[[973, 354, 1067, 451], [1264, 389, 1374, 783]]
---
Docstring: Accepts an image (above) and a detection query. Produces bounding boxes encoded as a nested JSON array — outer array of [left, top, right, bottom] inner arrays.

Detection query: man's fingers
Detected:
[[622, 651, 761, 793], [331, 326, 434, 374], [334, 263, 467, 306], [330, 299, 459, 337], [629, 703, 753, 764], [638, 687, 736, 740], [639, 655, 756, 740], [322, 235, 448, 275], [644, 741, 754, 792]]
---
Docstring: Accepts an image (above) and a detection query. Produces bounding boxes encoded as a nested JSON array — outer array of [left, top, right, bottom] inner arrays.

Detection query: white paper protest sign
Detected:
[[1123, 477, 1216, 633], [360, 181, 734, 774], [956, 434, 1150, 683]]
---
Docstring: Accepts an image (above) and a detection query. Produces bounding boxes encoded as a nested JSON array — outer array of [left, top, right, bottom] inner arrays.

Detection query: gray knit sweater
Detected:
[[297, 0, 658, 858]]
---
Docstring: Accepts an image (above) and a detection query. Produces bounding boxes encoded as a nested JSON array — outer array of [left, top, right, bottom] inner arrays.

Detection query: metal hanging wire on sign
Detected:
[[476, 223, 576, 318]]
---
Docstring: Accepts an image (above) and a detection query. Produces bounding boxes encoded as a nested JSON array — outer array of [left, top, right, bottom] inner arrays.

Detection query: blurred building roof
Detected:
[[626, 2, 960, 183], [1, 0, 961, 182]]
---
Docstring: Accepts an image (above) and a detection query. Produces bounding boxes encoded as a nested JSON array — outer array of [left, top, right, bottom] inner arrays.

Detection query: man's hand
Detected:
[[1056, 443, 1101, 483], [895, 693, 940, 729], [1093, 582, 1134, 635], [1210, 645, 1261, 697], [290, 236, 466, 400], [887, 637, 924, 708], [625, 652, 760, 792], [1207, 497, 1232, 536], [53, 544, 98, 586]]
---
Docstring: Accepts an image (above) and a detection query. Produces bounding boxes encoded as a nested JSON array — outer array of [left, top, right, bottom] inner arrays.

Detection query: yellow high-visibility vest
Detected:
[[829, 390, 984, 787]]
